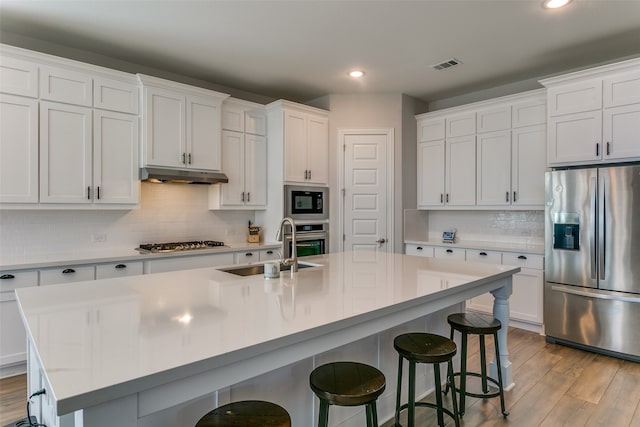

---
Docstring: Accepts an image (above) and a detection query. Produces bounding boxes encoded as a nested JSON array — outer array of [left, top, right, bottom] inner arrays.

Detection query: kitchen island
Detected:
[[16, 251, 519, 427]]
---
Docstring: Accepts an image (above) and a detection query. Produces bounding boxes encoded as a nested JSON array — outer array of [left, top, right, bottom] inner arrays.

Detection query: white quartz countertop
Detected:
[[16, 250, 519, 416], [405, 239, 544, 255], [0, 242, 281, 271]]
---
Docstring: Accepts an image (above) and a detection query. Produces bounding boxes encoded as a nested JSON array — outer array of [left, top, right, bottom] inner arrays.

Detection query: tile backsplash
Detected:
[[0, 183, 255, 258], [427, 210, 544, 245]]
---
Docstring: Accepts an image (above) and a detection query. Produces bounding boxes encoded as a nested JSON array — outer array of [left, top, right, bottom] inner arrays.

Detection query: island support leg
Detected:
[[490, 279, 514, 391]]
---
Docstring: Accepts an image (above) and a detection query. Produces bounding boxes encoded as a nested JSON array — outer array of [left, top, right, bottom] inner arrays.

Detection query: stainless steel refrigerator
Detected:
[[544, 164, 640, 361]]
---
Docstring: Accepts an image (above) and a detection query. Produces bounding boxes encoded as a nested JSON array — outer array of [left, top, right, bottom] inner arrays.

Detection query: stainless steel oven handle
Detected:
[[285, 232, 327, 241], [550, 285, 640, 303]]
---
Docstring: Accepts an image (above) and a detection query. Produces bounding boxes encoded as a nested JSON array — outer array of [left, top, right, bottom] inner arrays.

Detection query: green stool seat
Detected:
[[310, 361, 386, 427], [195, 400, 291, 427]]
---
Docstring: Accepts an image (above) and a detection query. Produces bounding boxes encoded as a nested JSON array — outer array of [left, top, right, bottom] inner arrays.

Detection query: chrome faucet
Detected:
[[276, 217, 298, 273]]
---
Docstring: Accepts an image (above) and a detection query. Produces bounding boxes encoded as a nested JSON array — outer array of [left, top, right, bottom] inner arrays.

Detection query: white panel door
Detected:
[[93, 109, 139, 204], [476, 130, 511, 206], [283, 111, 307, 183], [511, 124, 546, 207], [40, 101, 92, 203], [220, 130, 245, 206], [245, 134, 267, 207], [603, 104, 640, 160], [446, 135, 476, 206], [417, 140, 445, 207], [306, 115, 329, 185], [0, 94, 39, 203], [143, 86, 185, 168], [187, 95, 221, 171], [548, 111, 602, 165], [343, 131, 389, 253]]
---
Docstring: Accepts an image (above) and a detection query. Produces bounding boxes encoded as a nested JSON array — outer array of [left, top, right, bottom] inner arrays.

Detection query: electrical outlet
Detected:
[[92, 233, 107, 243]]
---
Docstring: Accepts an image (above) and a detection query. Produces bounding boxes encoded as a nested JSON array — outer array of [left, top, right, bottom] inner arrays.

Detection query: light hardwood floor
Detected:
[[1, 328, 639, 426]]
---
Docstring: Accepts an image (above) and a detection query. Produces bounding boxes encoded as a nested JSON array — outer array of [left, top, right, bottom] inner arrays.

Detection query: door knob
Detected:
[[376, 238, 386, 247]]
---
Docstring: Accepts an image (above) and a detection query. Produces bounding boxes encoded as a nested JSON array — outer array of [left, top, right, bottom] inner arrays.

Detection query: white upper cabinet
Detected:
[[40, 65, 93, 107], [139, 74, 228, 171], [0, 44, 141, 208], [268, 100, 329, 186], [0, 56, 38, 98], [416, 89, 546, 210], [210, 99, 267, 210], [0, 94, 39, 203], [541, 57, 640, 166]]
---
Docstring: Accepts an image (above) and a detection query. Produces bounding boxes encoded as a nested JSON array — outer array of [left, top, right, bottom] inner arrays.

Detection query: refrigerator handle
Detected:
[[590, 177, 597, 280], [599, 176, 606, 280]]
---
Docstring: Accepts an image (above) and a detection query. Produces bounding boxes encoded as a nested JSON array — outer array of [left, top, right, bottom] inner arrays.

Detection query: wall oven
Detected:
[[284, 223, 328, 258], [284, 185, 328, 221]]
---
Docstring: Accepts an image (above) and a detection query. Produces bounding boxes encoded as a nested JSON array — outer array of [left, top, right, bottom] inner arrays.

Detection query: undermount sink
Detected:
[[219, 262, 320, 277]]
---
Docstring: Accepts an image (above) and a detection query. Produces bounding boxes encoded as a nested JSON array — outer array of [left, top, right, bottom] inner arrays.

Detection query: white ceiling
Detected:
[[1, 0, 640, 103]]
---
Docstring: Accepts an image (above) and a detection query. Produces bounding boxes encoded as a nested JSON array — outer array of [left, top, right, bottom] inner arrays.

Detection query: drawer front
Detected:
[[405, 244, 434, 258], [434, 247, 466, 260], [40, 265, 95, 286], [236, 251, 260, 264], [503, 253, 544, 270], [466, 249, 502, 264], [259, 249, 280, 262], [0, 270, 38, 302], [96, 261, 143, 280]]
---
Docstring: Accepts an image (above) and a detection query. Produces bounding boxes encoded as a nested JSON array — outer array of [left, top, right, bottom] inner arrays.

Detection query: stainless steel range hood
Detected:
[[139, 167, 228, 184]]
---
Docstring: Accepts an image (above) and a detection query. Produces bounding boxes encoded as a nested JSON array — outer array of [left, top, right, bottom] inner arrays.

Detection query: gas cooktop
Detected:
[[136, 240, 225, 254]]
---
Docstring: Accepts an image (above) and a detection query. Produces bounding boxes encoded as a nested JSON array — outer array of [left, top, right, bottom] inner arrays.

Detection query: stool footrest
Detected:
[[449, 371, 502, 399], [395, 402, 458, 427]]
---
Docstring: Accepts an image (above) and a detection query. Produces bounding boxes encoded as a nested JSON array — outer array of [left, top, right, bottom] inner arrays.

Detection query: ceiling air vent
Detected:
[[432, 58, 462, 70]]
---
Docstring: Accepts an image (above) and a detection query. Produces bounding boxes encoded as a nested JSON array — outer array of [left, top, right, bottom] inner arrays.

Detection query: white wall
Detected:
[[0, 183, 255, 258]]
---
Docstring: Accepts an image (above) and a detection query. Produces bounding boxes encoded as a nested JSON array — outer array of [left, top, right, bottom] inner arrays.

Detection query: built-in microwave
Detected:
[[284, 185, 328, 221]]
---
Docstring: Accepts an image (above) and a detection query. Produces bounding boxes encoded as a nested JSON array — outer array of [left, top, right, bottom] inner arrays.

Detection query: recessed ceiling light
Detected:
[[349, 70, 365, 78], [542, 0, 572, 9]]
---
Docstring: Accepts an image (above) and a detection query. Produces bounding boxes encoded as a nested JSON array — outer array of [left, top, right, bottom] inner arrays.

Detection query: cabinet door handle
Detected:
[[446, 249, 453, 254], [417, 247, 423, 251], [596, 143, 600, 157], [87, 186, 91, 200], [0, 274, 15, 280], [440, 194, 444, 204], [479, 252, 487, 256], [188, 153, 192, 164], [241, 191, 245, 202], [266, 250, 273, 255], [62, 268, 76, 274], [446, 194, 449, 203], [513, 191, 517, 203], [247, 192, 250, 202], [97, 186, 100, 200], [115, 264, 127, 269], [308, 170, 311, 180], [304, 170, 308, 179], [606, 142, 610, 156], [506, 191, 509, 202], [517, 255, 527, 260]]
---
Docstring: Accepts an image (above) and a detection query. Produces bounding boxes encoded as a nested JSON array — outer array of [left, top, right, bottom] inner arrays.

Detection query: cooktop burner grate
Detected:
[[136, 240, 225, 253]]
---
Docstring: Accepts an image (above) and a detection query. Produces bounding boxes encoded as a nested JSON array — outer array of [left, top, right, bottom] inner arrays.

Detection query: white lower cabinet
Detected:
[[39, 265, 95, 286], [0, 270, 38, 374], [235, 249, 280, 264], [405, 243, 544, 330], [143, 253, 235, 274]]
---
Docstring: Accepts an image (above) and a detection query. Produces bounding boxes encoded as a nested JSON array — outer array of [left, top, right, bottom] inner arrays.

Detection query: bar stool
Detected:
[[394, 333, 460, 427], [309, 361, 386, 427], [445, 312, 509, 418], [195, 400, 291, 427]]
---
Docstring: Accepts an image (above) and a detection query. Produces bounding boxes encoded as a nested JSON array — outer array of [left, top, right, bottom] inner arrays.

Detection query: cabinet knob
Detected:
[[62, 268, 76, 274], [517, 255, 527, 260], [446, 249, 453, 254], [0, 274, 15, 280], [416, 247, 423, 251], [246, 252, 253, 257], [479, 252, 487, 256], [115, 264, 127, 269], [266, 250, 273, 255]]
